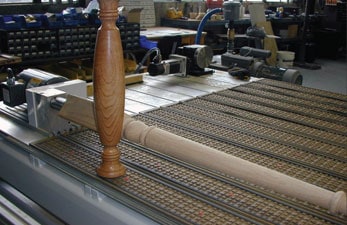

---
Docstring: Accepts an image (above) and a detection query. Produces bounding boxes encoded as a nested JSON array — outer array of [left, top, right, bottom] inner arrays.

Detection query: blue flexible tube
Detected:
[[194, 8, 223, 44]]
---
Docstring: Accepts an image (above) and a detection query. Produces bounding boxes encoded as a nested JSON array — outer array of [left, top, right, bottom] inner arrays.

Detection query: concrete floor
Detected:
[[294, 58, 347, 95]]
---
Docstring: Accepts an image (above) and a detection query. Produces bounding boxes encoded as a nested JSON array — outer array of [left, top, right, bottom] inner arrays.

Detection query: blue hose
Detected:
[[194, 8, 223, 44]]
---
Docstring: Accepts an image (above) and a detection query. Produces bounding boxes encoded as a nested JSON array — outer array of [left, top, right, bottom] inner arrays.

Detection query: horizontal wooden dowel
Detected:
[[59, 94, 347, 216]]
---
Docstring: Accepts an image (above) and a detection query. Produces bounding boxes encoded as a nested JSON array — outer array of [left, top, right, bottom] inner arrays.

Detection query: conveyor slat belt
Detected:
[[139, 107, 347, 178], [31, 79, 346, 224], [238, 82, 347, 115], [258, 79, 347, 103], [174, 103, 347, 157], [33, 130, 345, 225], [184, 97, 347, 145], [204, 91, 347, 135], [217, 89, 347, 128], [203, 93, 346, 135]]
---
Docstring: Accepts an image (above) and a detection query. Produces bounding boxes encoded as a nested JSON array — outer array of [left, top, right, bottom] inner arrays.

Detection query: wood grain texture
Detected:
[[93, 0, 126, 178]]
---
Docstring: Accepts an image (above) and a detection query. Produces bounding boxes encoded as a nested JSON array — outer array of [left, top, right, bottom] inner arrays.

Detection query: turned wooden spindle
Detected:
[[93, 0, 126, 178], [122, 116, 347, 216], [59, 95, 347, 215]]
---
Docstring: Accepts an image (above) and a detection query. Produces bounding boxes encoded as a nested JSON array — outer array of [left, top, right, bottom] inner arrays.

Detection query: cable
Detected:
[[134, 47, 162, 74]]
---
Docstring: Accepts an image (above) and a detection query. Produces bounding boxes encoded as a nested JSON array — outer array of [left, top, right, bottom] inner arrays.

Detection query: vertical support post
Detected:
[[93, 0, 126, 178]]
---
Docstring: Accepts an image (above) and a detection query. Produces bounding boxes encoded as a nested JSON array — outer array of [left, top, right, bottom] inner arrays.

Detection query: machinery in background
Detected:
[[0, 68, 86, 134], [147, 54, 187, 77], [147, 44, 214, 77], [208, 20, 303, 85], [1, 68, 68, 107], [1, 68, 25, 107], [220, 46, 303, 85], [176, 44, 214, 76]]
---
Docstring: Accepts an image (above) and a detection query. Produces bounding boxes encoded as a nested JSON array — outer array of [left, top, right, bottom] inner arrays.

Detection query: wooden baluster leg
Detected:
[[93, 0, 126, 178]]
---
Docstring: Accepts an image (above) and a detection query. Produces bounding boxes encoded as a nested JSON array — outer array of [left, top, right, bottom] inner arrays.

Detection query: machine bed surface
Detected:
[[30, 77, 347, 224]]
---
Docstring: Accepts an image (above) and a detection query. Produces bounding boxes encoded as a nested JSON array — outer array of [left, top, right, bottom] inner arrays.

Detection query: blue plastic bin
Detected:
[[0, 15, 22, 30], [140, 35, 158, 49]]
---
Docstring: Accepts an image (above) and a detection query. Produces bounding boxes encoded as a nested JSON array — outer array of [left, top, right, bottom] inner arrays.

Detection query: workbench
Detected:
[[161, 17, 303, 53], [141, 26, 206, 45], [160, 17, 302, 35]]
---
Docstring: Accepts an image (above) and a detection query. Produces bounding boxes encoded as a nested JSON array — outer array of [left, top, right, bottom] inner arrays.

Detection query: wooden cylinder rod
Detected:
[[93, 0, 126, 178], [122, 115, 346, 216], [59, 95, 346, 216]]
